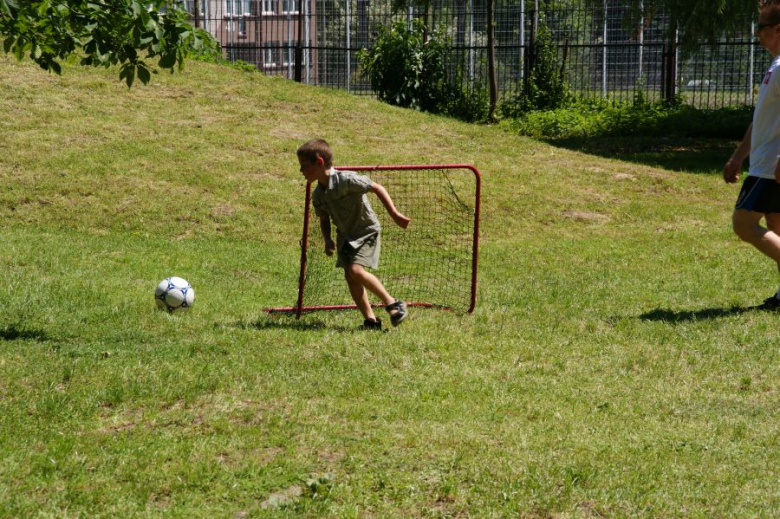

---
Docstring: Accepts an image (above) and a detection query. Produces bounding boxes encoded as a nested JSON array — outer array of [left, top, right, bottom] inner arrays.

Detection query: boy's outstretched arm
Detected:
[[319, 215, 336, 256], [371, 183, 411, 229]]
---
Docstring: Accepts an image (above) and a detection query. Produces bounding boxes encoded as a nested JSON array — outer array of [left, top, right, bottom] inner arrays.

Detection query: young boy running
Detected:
[[297, 139, 411, 328]]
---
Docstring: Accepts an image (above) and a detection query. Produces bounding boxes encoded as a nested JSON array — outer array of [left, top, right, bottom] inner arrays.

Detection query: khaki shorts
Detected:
[[336, 233, 380, 269]]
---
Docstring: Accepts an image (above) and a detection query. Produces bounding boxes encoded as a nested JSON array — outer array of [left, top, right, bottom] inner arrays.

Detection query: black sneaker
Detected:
[[756, 295, 780, 310], [385, 300, 408, 327], [362, 318, 382, 330]]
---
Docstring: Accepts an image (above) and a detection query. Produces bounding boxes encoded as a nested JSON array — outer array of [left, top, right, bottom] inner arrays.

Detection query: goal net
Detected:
[[268, 164, 481, 317]]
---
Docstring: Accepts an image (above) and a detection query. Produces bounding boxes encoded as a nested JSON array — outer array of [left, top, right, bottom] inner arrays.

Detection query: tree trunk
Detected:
[[455, 0, 466, 81], [524, 1, 537, 94], [663, 17, 678, 102], [357, 0, 370, 49], [486, 0, 498, 121], [423, 2, 429, 43]]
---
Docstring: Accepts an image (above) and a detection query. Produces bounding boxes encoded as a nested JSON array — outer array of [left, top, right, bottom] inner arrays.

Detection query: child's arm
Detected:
[[724, 122, 751, 184], [370, 183, 411, 229], [319, 215, 336, 256]]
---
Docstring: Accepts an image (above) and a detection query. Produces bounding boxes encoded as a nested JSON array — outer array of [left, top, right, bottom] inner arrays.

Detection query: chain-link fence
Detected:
[[185, 0, 769, 109]]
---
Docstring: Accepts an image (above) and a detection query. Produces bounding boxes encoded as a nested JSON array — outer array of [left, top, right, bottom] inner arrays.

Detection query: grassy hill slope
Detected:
[[0, 56, 778, 517]]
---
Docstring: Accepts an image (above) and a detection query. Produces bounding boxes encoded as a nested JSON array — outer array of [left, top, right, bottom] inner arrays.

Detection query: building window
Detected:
[[225, 0, 251, 35], [262, 0, 277, 14], [225, 0, 251, 16], [282, 0, 298, 14], [263, 42, 279, 67], [185, 0, 205, 15]]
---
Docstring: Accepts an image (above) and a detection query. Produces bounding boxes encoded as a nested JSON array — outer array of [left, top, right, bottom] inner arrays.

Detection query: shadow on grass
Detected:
[[236, 317, 364, 333], [640, 305, 759, 323], [544, 136, 736, 176], [0, 325, 50, 341]]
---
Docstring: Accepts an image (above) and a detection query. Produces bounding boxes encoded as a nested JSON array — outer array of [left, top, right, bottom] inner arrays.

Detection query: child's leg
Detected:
[[346, 264, 408, 326], [344, 267, 378, 321], [345, 263, 394, 307]]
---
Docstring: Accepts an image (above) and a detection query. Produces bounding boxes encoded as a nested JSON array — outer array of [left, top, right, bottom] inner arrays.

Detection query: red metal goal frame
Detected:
[[266, 164, 481, 318]]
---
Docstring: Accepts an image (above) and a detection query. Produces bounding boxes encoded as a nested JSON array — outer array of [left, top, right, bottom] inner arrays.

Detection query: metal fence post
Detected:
[[638, 0, 644, 79], [519, 0, 524, 82], [295, 0, 303, 82], [467, 0, 473, 86], [305, 0, 310, 84], [602, 0, 607, 98], [524, 0, 537, 93], [346, 0, 351, 92], [663, 29, 678, 101], [749, 21, 755, 104], [674, 28, 679, 95], [661, 42, 667, 100], [287, 4, 293, 77]]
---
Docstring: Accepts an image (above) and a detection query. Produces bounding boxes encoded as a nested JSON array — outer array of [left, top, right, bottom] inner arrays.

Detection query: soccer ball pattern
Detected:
[[155, 277, 195, 313]]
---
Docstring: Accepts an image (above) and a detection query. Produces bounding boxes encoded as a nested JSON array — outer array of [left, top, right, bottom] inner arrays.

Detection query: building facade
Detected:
[[186, 0, 317, 82]]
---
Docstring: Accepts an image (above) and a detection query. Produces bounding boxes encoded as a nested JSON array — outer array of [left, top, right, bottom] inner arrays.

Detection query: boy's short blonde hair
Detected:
[[297, 139, 333, 167]]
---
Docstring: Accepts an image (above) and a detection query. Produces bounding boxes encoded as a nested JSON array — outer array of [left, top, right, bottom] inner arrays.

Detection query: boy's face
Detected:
[[298, 155, 326, 183]]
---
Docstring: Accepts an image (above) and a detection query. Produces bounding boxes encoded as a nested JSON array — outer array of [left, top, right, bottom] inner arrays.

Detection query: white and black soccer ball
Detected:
[[154, 277, 195, 313]]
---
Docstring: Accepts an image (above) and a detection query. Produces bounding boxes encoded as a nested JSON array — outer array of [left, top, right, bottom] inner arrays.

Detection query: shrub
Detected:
[[500, 24, 571, 117], [190, 41, 260, 73], [358, 20, 488, 122], [504, 98, 752, 140]]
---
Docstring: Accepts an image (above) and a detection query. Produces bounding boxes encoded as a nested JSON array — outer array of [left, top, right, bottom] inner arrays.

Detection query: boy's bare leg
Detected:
[[733, 209, 780, 265], [345, 268, 376, 320], [345, 264, 397, 312]]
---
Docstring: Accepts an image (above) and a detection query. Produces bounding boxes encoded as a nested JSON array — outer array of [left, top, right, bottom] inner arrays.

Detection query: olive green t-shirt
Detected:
[[312, 170, 381, 251]]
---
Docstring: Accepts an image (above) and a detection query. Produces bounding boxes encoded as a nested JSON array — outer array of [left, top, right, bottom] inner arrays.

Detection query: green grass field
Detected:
[[1, 55, 778, 517]]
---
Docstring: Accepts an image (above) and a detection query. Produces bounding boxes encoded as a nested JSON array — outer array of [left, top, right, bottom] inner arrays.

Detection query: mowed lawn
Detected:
[[0, 55, 778, 517]]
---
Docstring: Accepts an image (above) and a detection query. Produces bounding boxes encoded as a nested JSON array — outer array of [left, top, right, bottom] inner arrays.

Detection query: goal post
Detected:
[[267, 164, 481, 318]]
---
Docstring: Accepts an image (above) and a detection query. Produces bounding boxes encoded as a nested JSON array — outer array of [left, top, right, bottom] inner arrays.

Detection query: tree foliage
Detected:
[[358, 19, 488, 122], [0, 0, 218, 86], [501, 24, 571, 116], [621, 0, 757, 50]]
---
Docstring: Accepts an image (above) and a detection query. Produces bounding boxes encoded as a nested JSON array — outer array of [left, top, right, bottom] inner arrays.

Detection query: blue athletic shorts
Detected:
[[735, 176, 780, 213]]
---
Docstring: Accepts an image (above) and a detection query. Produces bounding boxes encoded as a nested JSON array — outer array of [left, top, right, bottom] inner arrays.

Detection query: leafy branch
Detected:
[[0, 0, 219, 86]]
